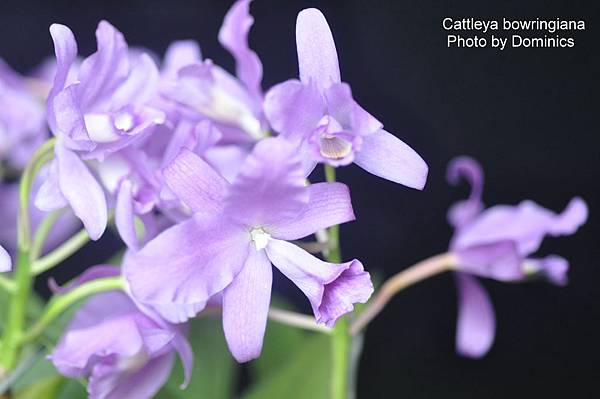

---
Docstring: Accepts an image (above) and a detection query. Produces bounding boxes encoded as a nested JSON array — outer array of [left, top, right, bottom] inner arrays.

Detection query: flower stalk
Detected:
[[29, 211, 63, 261], [31, 229, 90, 276], [349, 252, 457, 335], [17, 138, 56, 252], [21, 276, 125, 345], [0, 139, 55, 372], [268, 308, 332, 334], [324, 164, 350, 399]]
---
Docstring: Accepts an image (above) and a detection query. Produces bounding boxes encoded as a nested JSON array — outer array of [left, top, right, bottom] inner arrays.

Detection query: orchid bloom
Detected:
[[0, 59, 47, 169], [36, 21, 165, 240], [126, 138, 373, 362], [0, 58, 80, 269], [0, 59, 45, 270], [264, 8, 427, 188], [447, 156, 588, 358], [161, 0, 267, 143], [50, 266, 192, 399]]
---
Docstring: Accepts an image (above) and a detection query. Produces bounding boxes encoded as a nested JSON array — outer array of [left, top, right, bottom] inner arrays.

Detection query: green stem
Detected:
[[30, 211, 63, 261], [31, 229, 90, 276], [267, 308, 332, 334], [0, 276, 15, 293], [324, 165, 341, 263], [331, 317, 350, 399], [327, 224, 341, 263], [324, 164, 337, 184], [0, 251, 31, 370], [349, 252, 457, 335], [324, 164, 349, 399], [21, 276, 125, 344], [18, 138, 56, 251], [0, 138, 55, 372]]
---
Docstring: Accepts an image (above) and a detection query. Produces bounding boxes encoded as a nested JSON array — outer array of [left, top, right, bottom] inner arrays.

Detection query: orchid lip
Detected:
[[250, 227, 271, 250], [319, 134, 353, 159]]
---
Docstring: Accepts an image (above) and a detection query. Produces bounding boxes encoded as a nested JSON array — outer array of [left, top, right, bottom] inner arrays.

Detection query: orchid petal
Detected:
[[455, 273, 495, 358], [203, 144, 249, 183], [447, 156, 484, 202], [223, 248, 272, 362], [88, 352, 175, 399], [324, 82, 382, 135], [453, 197, 588, 256], [52, 84, 93, 150], [116, 180, 139, 250], [263, 79, 324, 142], [295, 8, 340, 89], [163, 40, 202, 77], [35, 160, 68, 211], [218, 0, 263, 100], [163, 120, 223, 167], [110, 53, 160, 109], [48, 24, 78, 131], [163, 148, 229, 215], [171, 333, 194, 388], [455, 241, 522, 282], [125, 215, 249, 323], [50, 292, 147, 375], [317, 259, 373, 327], [266, 239, 369, 325], [225, 138, 309, 227], [55, 141, 107, 240], [447, 156, 485, 229], [77, 20, 129, 109], [269, 182, 355, 240], [354, 129, 428, 189]]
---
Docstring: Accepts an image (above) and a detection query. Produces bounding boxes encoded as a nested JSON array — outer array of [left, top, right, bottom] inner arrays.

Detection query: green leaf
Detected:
[[55, 379, 87, 399], [157, 315, 238, 399], [250, 298, 307, 381], [11, 352, 56, 392], [12, 355, 86, 399], [14, 375, 63, 399], [242, 333, 332, 399]]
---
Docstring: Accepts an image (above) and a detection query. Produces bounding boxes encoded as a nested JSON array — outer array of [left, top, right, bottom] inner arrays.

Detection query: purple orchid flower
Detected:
[[50, 265, 192, 399], [160, 0, 267, 143], [0, 59, 45, 272], [36, 21, 165, 240], [125, 137, 373, 362], [263, 8, 427, 188], [447, 156, 588, 358], [0, 59, 47, 169], [0, 59, 79, 265]]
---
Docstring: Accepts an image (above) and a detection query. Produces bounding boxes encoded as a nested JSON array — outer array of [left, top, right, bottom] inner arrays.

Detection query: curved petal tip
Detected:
[[552, 197, 588, 235]]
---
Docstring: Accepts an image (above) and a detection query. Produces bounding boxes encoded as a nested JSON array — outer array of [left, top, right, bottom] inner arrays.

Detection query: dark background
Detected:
[[1, 0, 598, 397]]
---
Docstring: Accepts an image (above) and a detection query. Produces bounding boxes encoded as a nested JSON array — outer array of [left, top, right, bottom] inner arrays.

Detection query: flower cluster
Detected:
[[1, 2, 427, 396], [0, 1, 587, 398]]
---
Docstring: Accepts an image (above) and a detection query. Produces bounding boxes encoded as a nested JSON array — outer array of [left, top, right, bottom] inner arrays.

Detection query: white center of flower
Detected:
[[118, 350, 149, 372], [84, 113, 122, 143], [114, 112, 135, 132], [250, 227, 271, 250]]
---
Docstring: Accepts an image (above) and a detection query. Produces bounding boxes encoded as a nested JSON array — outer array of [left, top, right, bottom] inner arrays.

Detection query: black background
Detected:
[[1, 0, 598, 397]]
